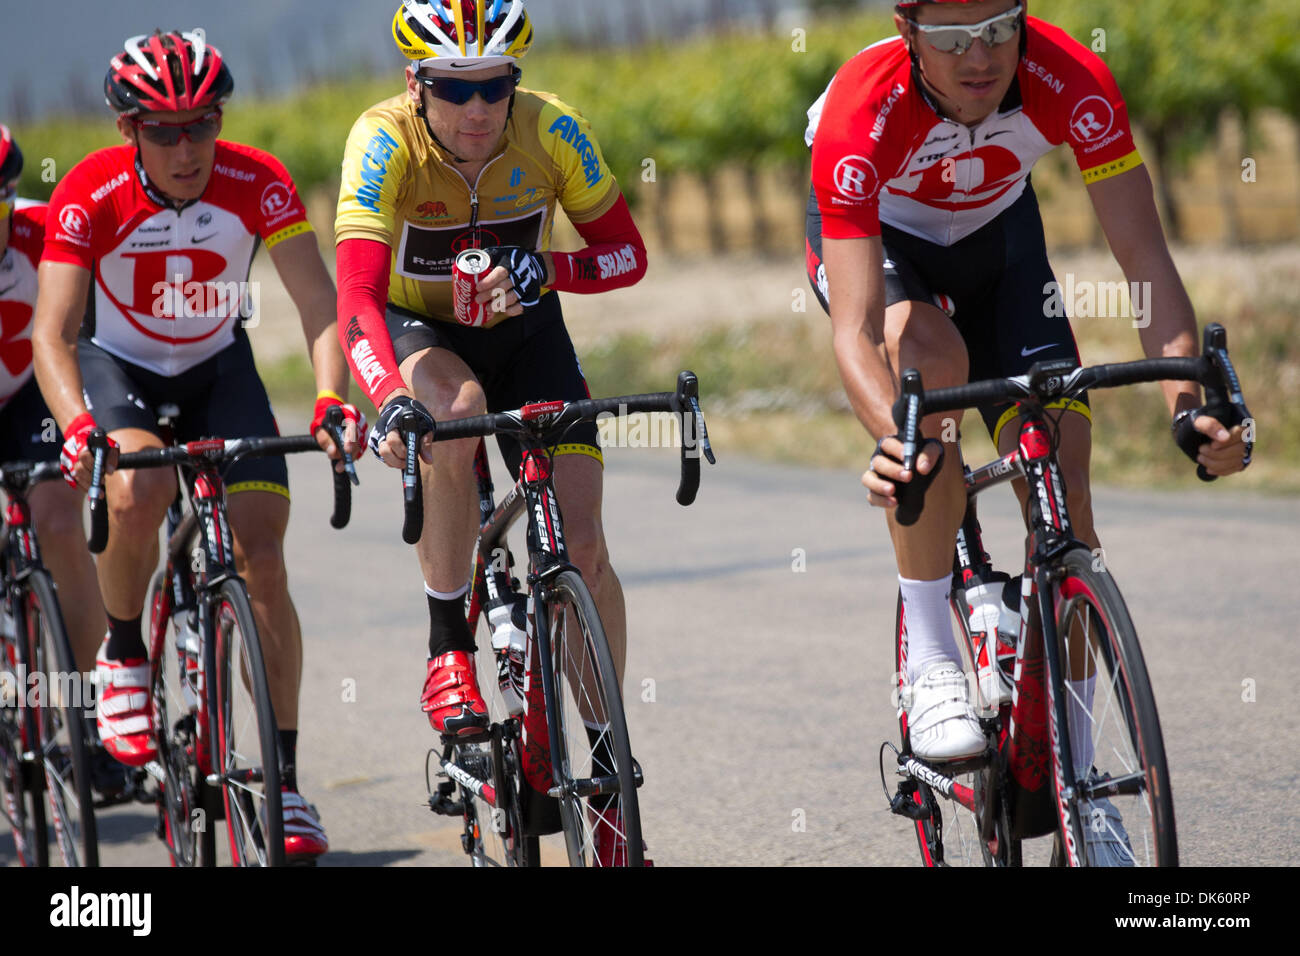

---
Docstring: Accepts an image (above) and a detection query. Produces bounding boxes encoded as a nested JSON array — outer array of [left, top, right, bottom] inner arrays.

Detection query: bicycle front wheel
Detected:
[[0, 609, 46, 865], [211, 579, 283, 866], [894, 589, 1013, 867], [28, 570, 98, 866], [1051, 549, 1176, 867], [540, 570, 642, 867]]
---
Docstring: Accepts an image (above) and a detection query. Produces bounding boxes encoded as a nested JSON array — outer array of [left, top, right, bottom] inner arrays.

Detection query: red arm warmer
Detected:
[[336, 237, 404, 409], [548, 194, 648, 294]]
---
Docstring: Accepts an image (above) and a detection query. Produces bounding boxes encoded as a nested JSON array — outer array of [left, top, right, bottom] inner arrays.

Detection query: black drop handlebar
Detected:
[[890, 322, 1250, 526], [395, 371, 715, 545], [86, 405, 357, 553]]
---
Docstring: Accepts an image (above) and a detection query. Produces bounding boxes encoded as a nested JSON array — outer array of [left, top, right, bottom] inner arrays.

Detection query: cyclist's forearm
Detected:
[[337, 237, 404, 409], [832, 325, 899, 440], [33, 262, 93, 429], [1130, 262, 1199, 417]]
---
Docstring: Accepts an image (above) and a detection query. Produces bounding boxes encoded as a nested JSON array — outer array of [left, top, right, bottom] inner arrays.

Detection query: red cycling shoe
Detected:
[[420, 651, 489, 737]]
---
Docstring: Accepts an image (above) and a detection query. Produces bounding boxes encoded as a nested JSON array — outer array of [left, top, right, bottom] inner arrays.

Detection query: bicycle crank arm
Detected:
[[438, 754, 497, 807], [896, 755, 980, 814]]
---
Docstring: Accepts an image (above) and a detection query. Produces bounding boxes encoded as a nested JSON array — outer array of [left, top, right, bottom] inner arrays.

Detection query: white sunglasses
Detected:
[[912, 5, 1023, 55]]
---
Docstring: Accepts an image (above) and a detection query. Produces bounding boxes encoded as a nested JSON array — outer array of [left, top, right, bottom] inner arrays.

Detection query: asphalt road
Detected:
[[4, 444, 1298, 867]]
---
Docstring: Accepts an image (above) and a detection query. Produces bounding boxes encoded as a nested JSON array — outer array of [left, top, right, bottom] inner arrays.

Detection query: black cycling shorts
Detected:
[[806, 181, 1089, 446], [385, 291, 601, 480], [78, 328, 289, 498], [0, 376, 62, 465]]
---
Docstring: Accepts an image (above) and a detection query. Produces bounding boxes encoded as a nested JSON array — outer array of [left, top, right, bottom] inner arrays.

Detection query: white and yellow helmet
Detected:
[[393, 0, 533, 72]]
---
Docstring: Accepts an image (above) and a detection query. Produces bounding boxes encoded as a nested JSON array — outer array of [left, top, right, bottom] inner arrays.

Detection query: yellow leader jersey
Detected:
[[335, 89, 619, 323]]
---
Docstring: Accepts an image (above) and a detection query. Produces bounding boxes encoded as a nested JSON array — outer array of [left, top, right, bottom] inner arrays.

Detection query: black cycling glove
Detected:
[[484, 245, 547, 308], [370, 396, 435, 461]]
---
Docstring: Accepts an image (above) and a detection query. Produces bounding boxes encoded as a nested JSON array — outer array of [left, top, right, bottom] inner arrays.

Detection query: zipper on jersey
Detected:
[[443, 151, 505, 249]]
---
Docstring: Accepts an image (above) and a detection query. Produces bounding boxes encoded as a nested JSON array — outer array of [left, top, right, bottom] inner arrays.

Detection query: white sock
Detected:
[[1067, 674, 1096, 776], [425, 582, 470, 601], [899, 575, 960, 683]]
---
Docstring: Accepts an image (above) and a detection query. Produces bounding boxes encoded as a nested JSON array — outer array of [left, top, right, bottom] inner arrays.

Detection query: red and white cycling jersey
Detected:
[[43, 142, 312, 377], [0, 200, 45, 409], [808, 18, 1141, 246]]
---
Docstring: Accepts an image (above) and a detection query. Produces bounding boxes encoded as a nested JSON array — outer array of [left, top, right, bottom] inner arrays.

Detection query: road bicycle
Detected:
[[0, 459, 98, 866], [86, 407, 353, 866], [882, 324, 1250, 867], [405, 371, 712, 866]]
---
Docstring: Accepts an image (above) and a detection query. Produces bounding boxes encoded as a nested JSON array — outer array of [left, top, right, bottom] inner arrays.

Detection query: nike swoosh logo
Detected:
[[1021, 344, 1057, 357], [984, 130, 1013, 140], [191, 233, 217, 244], [0, 283, 16, 297]]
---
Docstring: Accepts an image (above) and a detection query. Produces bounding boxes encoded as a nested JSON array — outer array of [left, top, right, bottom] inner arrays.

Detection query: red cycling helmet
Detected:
[[104, 28, 234, 116], [0, 124, 22, 189]]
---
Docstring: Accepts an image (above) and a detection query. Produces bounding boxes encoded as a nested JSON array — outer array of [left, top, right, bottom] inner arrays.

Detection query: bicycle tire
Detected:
[[894, 588, 1018, 866], [212, 578, 283, 867], [27, 570, 98, 866], [1048, 549, 1177, 867], [0, 609, 47, 865], [147, 568, 205, 867], [539, 569, 643, 867], [458, 629, 538, 867]]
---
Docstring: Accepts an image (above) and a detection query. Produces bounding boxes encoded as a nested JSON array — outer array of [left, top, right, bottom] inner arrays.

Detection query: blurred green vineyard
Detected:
[[13, 0, 1299, 247]]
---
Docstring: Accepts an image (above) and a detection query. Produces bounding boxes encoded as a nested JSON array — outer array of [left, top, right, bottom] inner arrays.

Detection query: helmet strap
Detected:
[[414, 101, 471, 165]]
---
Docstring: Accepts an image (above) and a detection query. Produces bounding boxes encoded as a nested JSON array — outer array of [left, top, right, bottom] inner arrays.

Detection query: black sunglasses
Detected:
[[415, 67, 522, 105]]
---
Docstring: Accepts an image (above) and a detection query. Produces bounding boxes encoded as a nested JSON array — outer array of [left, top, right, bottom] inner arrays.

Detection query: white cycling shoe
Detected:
[[1080, 790, 1136, 867], [902, 661, 986, 762]]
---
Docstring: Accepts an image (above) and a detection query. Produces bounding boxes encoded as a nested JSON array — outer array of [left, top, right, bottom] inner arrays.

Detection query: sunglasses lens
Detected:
[[425, 75, 516, 104], [186, 117, 220, 142], [927, 30, 972, 54], [986, 20, 1019, 44]]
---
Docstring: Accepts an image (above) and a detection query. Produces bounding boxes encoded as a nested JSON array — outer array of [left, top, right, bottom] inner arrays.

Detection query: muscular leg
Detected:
[[28, 482, 106, 674], [399, 347, 486, 594], [880, 300, 971, 581], [227, 490, 299, 731], [552, 452, 626, 686], [99, 428, 175, 624]]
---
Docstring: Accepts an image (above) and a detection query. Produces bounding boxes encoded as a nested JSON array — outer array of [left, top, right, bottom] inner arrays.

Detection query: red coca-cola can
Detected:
[[452, 248, 492, 327]]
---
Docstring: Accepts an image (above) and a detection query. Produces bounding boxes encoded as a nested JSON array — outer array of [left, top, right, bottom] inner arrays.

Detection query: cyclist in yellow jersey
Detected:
[[335, 0, 649, 866]]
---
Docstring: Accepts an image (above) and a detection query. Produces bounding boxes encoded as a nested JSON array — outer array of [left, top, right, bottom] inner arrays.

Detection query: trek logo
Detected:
[[49, 886, 151, 936], [547, 115, 603, 189], [356, 127, 400, 213], [832, 155, 877, 200], [510, 167, 524, 188], [1068, 96, 1114, 144]]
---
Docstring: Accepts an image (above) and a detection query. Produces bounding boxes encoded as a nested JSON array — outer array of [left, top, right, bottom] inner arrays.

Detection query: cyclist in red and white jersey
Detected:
[[335, 0, 649, 865], [806, 0, 1249, 863], [32, 29, 363, 862], [0, 124, 107, 716]]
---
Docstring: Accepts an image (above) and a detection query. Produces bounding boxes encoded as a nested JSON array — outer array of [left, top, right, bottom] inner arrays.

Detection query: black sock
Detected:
[[279, 730, 298, 792], [105, 614, 146, 661], [427, 592, 474, 659]]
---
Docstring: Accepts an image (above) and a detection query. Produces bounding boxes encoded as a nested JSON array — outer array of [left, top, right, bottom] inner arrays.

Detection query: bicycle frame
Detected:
[[919, 403, 1093, 857], [145, 456, 240, 781]]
